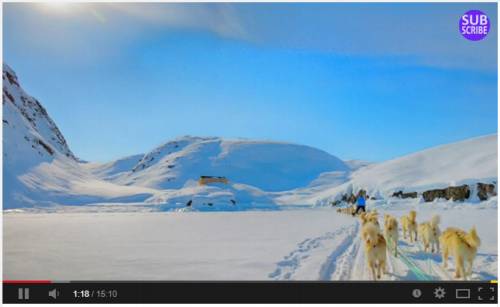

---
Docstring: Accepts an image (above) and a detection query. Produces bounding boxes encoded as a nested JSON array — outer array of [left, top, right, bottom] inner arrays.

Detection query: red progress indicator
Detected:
[[3, 280, 52, 284]]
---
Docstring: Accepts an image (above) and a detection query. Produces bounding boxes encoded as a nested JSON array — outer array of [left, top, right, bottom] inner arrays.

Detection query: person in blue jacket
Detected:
[[352, 194, 366, 216]]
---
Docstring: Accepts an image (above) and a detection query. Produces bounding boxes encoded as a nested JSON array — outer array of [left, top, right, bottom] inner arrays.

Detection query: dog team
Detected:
[[337, 202, 481, 281]]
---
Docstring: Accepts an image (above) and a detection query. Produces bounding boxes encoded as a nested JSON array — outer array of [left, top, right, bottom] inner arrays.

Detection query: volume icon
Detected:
[[48, 289, 59, 299]]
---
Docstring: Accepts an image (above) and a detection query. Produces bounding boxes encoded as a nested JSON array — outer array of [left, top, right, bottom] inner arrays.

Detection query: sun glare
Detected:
[[39, 2, 77, 14]]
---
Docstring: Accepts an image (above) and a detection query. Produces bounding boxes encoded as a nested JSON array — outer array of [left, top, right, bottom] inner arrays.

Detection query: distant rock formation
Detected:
[[422, 184, 470, 202], [477, 182, 497, 201], [388, 182, 497, 203], [392, 190, 418, 199]]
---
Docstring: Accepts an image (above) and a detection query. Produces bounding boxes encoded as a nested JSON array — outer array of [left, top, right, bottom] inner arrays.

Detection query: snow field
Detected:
[[4, 201, 497, 281]]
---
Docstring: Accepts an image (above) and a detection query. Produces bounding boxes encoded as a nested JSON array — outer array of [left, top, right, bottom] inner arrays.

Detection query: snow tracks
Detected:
[[269, 222, 359, 280]]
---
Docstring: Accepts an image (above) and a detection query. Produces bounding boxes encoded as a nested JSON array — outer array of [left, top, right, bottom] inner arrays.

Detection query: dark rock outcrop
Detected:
[[5, 69, 20, 87], [423, 189, 446, 202], [422, 184, 470, 202], [37, 139, 54, 156], [338, 182, 495, 205], [3, 89, 14, 103], [477, 182, 496, 201], [392, 190, 418, 199]]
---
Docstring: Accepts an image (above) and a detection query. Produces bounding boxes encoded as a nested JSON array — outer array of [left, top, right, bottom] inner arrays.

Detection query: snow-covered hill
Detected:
[[107, 136, 350, 192], [351, 134, 497, 191], [309, 135, 497, 205], [86, 137, 351, 209]]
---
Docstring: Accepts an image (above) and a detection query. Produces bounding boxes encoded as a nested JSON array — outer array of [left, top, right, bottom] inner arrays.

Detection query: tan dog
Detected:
[[401, 210, 418, 242], [359, 212, 368, 223], [361, 222, 387, 280], [337, 206, 356, 215], [384, 214, 399, 257], [418, 215, 441, 253], [360, 211, 380, 229], [440, 227, 481, 279]]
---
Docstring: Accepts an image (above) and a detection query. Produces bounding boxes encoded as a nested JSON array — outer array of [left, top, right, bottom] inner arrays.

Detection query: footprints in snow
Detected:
[[269, 224, 357, 280], [318, 223, 359, 280]]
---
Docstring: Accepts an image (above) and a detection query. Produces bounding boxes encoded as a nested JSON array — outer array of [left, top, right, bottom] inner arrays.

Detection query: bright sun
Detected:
[[39, 2, 77, 14]]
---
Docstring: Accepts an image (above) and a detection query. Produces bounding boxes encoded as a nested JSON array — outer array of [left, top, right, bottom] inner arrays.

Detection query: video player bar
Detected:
[[3, 281, 497, 304]]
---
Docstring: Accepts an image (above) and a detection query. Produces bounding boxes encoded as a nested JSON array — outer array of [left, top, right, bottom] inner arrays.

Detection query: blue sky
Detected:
[[3, 3, 498, 162]]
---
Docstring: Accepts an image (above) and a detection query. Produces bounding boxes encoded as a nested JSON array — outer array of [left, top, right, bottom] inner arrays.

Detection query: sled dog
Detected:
[[384, 214, 399, 257], [337, 206, 356, 215], [401, 210, 418, 242], [418, 215, 441, 253], [360, 211, 380, 229], [440, 227, 481, 279], [361, 222, 387, 280]]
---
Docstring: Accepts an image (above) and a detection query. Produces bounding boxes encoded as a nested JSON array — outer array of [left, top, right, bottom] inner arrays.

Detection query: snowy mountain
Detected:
[[350, 135, 497, 192], [85, 137, 351, 210], [3, 64, 75, 162], [105, 136, 350, 192], [2, 65, 154, 209], [3, 63, 77, 208], [309, 134, 498, 205]]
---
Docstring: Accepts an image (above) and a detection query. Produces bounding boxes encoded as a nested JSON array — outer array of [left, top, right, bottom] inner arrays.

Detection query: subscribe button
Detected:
[[459, 10, 490, 41]]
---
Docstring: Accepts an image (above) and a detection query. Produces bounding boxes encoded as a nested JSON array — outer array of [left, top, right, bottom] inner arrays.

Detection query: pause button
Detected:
[[18, 288, 29, 300]]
